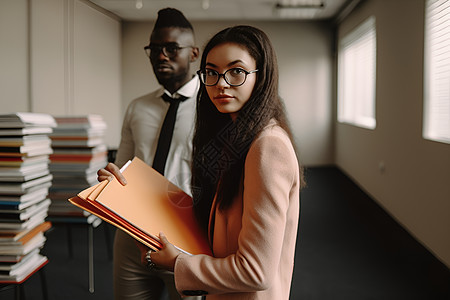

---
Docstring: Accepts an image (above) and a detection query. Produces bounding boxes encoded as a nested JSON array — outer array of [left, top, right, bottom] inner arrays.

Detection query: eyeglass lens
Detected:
[[201, 68, 249, 86], [145, 44, 180, 58]]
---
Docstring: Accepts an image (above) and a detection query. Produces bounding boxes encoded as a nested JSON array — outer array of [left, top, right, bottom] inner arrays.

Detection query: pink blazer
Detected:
[[174, 122, 300, 299]]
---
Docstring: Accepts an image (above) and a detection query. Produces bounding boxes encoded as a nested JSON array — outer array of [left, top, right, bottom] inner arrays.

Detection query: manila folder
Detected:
[[90, 157, 211, 256]]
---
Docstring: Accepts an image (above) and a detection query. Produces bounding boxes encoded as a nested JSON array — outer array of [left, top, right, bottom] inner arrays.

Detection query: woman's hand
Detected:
[[149, 232, 181, 272], [97, 162, 127, 185]]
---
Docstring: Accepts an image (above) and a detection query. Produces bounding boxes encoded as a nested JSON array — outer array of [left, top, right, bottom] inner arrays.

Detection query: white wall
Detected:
[[31, 0, 66, 114], [335, 0, 450, 268], [1, 0, 122, 148], [0, 0, 29, 112], [71, 0, 121, 148], [122, 20, 334, 166]]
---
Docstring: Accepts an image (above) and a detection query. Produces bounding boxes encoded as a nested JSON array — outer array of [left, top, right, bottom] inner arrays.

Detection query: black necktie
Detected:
[[152, 93, 188, 175]]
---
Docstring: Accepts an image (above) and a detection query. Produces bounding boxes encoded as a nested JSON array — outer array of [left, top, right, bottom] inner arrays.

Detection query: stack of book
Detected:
[[48, 115, 108, 225], [0, 112, 55, 283]]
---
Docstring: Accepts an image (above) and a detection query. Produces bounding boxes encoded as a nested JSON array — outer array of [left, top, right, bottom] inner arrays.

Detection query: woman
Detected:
[[147, 25, 302, 299]]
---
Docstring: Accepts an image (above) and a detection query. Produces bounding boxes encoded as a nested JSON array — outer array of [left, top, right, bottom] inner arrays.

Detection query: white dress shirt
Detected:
[[115, 76, 199, 195]]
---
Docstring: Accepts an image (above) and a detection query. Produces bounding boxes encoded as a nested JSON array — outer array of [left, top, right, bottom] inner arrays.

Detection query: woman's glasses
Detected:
[[197, 68, 258, 87]]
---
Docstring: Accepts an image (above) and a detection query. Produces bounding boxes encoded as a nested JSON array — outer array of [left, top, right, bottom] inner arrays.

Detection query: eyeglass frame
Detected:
[[197, 68, 259, 87], [144, 43, 194, 59]]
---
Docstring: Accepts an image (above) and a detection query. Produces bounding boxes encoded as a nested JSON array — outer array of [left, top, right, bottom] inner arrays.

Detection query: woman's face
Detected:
[[205, 42, 257, 120]]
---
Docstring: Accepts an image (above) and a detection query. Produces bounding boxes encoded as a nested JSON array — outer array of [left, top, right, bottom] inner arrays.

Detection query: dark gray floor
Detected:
[[291, 167, 449, 300], [2, 167, 449, 299]]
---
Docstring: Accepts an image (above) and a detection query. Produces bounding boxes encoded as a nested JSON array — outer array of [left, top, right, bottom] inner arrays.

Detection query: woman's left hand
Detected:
[[146, 232, 181, 272]]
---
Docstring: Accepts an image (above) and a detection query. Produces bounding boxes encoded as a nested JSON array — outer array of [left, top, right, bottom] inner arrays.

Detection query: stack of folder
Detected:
[[69, 157, 212, 256], [0, 112, 55, 283], [48, 115, 108, 225]]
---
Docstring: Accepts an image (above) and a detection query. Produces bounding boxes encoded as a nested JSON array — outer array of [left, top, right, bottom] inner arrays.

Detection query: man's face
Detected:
[[149, 27, 195, 89]]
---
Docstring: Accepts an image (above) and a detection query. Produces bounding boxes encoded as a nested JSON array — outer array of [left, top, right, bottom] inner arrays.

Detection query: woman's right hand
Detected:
[[97, 162, 127, 186]]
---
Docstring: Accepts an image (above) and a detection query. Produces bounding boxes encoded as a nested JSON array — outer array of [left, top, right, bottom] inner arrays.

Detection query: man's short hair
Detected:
[[153, 8, 193, 31]]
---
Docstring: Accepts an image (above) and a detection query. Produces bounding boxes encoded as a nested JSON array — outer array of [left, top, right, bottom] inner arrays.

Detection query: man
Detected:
[[97, 8, 200, 300]]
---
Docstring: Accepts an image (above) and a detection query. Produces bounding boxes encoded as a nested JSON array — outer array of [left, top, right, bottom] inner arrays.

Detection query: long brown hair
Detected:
[[191, 25, 299, 232]]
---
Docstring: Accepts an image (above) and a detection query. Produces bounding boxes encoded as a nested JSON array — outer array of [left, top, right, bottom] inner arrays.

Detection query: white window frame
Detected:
[[423, 0, 450, 144], [338, 16, 377, 130]]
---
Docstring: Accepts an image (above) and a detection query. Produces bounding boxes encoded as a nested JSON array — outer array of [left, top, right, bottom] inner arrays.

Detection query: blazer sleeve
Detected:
[[174, 128, 299, 295]]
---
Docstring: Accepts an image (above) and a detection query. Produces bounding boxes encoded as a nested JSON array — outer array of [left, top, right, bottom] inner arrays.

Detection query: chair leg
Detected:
[[14, 285, 19, 300], [66, 224, 73, 259], [103, 223, 113, 260], [14, 284, 25, 300], [39, 267, 49, 300], [88, 225, 94, 293]]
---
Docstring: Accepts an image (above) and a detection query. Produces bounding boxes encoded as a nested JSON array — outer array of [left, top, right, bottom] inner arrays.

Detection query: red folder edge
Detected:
[[68, 196, 161, 250]]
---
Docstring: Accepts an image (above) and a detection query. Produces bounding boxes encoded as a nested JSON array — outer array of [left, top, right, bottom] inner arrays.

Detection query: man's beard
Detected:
[[156, 71, 188, 88]]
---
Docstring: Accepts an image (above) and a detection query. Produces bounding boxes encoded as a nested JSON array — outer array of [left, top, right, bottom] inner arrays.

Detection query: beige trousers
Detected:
[[113, 229, 201, 300]]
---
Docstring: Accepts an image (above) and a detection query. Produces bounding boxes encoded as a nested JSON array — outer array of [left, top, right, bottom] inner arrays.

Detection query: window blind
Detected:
[[424, 0, 450, 144], [338, 16, 377, 129]]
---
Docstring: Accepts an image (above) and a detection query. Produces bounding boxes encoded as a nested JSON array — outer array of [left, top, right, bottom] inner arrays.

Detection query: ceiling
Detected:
[[87, 0, 355, 22]]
